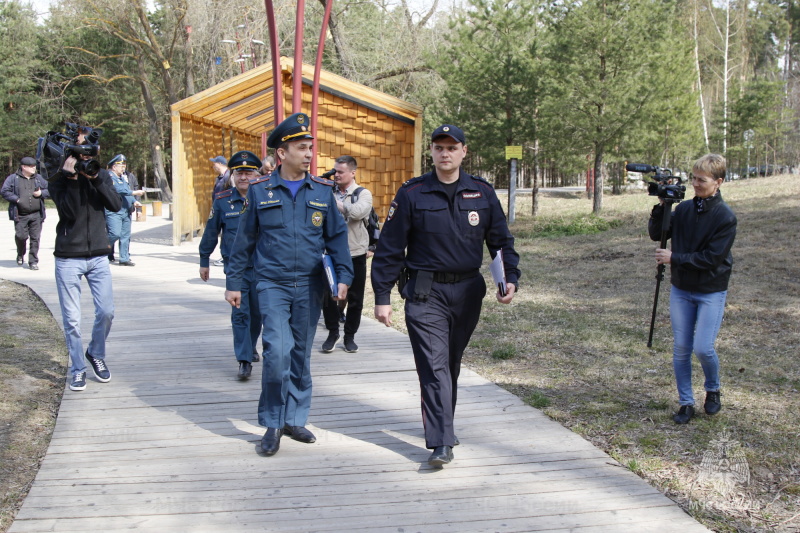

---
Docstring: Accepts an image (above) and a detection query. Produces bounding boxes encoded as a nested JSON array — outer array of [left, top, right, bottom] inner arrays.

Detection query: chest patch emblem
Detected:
[[268, 190, 274, 198], [311, 211, 323, 227], [468, 211, 480, 226], [462, 192, 482, 199]]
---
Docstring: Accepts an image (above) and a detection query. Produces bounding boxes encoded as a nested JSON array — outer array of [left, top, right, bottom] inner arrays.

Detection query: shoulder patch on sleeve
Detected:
[[214, 189, 234, 200], [471, 175, 495, 190], [310, 175, 335, 186], [401, 176, 424, 188]]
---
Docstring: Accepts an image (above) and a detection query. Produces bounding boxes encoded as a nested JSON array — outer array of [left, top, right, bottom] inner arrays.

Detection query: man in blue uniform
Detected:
[[199, 150, 263, 380], [225, 113, 354, 457], [372, 124, 521, 467]]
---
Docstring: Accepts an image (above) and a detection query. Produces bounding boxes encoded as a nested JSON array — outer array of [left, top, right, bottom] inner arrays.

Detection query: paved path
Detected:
[[2, 209, 709, 532]]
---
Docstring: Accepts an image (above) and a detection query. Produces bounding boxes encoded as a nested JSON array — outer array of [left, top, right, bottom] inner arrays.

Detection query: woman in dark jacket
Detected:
[[649, 153, 737, 424]]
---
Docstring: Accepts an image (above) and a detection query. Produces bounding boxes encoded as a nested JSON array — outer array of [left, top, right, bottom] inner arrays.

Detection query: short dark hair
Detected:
[[335, 155, 357, 171]]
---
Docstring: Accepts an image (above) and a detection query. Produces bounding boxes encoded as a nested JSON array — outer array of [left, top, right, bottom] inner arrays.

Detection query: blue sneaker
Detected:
[[69, 371, 86, 391], [85, 351, 111, 382]]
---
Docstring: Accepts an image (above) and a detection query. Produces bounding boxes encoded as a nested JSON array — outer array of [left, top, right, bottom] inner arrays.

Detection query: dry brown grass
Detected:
[[0, 281, 66, 533], [366, 174, 800, 532]]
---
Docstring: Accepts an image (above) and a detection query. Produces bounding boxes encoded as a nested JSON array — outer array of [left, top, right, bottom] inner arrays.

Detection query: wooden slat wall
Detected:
[[171, 60, 422, 244], [301, 83, 417, 221]]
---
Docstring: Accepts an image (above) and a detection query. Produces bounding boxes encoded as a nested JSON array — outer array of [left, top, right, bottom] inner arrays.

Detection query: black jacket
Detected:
[[649, 193, 736, 293], [371, 169, 520, 305], [49, 169, 123, 258], [1, 170, 50, 221]]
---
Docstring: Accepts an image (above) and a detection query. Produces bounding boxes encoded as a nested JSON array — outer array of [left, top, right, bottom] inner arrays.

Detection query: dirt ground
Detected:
[[0, 280, 66, 533]]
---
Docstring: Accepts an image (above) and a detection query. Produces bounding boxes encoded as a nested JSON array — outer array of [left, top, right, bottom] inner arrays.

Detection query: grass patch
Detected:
[[525, 391, 551, 408], [490, 344, 517, 360]]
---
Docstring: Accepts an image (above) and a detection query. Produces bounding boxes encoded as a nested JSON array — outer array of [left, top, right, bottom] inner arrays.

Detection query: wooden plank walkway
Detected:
[[2, 210, 710, 532]]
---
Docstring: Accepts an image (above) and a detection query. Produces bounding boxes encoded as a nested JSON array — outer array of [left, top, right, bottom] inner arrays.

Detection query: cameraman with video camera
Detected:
[[648, 153, 737, 424], [47, 125, 123, 392]]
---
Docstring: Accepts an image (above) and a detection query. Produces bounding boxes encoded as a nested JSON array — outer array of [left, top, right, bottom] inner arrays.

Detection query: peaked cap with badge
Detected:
[[107, 154, 127, 168], [228, 150, 262, 171], [431, 124, 466, 145], [266, 113, 314, 149]]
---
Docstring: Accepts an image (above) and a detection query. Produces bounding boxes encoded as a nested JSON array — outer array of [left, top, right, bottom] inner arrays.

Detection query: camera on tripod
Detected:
[[36, 122, 103, 181], [626, 163, 686, 201]]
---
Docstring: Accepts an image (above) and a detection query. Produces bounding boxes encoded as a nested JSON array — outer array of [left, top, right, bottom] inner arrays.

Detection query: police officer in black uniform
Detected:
[[371, 124, 520, 467]]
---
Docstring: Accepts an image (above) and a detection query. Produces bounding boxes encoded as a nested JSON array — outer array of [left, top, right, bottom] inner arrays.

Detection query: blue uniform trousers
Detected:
[[256, 277, 324, 428], [106, 209, 132, 262], [231, 267, 262, 363], [404, 275, 486, 449]]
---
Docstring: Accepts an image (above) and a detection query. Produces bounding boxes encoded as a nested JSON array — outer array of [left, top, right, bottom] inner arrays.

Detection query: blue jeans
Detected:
[[670, 286, 727, 406], [55, 257, 115, 374], [106, 209, 132, 262], [256, 277, 324, 428]]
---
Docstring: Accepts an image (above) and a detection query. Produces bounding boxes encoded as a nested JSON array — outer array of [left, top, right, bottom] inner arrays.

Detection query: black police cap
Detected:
[[228, 150, 262, 171], [431, 124, 466, 145], [267, 113, 314, 149]]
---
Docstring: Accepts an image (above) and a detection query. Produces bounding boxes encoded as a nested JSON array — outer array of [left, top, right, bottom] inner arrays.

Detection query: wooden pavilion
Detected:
[[169, 56, 424, 246]]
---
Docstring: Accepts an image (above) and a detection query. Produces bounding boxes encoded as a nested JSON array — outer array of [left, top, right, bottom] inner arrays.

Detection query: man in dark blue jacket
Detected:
[[1, 157, 49, 269], [225, 113, 353, 457], [372, 124, 520, 467], [199, 151, 262, 380], [48, 129, 123, 392]]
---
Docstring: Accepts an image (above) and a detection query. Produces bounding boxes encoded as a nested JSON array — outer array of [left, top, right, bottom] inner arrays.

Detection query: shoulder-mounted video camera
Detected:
[[320, 168, 336, 180], [36, 122, 103, 181], [626, 163, 685, 201]]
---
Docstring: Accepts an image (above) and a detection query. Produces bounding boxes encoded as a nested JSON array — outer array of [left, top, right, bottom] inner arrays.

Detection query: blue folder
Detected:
[[322, 254, 337, 298]]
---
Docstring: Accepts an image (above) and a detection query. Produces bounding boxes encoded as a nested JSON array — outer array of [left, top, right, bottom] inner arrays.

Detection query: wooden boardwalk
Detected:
[[2, 211, 710, 532]]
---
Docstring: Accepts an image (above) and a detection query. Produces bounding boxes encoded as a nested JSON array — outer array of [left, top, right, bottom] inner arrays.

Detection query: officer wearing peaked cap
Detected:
[[200, 150, 263, 380], [225, 113, 353, 457], [106, 154, 140, 266], [371, 123, 521, 468], [266, 112, 315, 149]]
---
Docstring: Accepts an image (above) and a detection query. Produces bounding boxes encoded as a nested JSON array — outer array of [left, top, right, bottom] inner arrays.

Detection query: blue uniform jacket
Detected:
[[225, 170, 354, 292], [371, 169, 521, 305], [106, 171, 136, 214], [199, 188, 247, 268]]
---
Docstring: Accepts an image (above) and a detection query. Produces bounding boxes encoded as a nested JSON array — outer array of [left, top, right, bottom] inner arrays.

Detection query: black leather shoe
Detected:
[[252, 352, 261, 363], [283, 425, 316, 443], [260, 428, 283, 456], [238, 361, 252, 379], [673, 405, 695, 424], [704, 391, 721, 415], [321, 331, 339, 353], [118, 261, 135, 266], [428, 445, 454, 467]]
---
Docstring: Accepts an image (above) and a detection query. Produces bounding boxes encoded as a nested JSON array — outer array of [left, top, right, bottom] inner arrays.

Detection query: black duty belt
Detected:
[[411, 270, 480, 283]]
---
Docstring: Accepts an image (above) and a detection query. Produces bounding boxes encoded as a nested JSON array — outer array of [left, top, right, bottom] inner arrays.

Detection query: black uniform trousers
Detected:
[[404, 275, 486, 449], [15, 212, 43, 265], [323, 253, 367, 338]]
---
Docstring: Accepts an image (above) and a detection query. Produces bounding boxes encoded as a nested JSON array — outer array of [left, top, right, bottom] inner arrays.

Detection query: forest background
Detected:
[[2, 0, 799, 213]]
